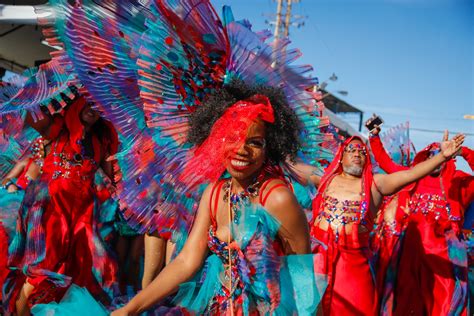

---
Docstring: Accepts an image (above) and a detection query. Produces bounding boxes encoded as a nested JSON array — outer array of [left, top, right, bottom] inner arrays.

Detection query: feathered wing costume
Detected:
[[32, 0, 334, 243], [1, 0, 335, 312]]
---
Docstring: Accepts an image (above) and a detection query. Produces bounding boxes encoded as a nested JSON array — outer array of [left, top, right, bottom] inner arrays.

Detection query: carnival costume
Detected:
[[2, 96, 120, 312], [0, 0, 334, 313], [311, 136, 378, 315], [370, 134, 474, 315], [368, 123, 414, 316]]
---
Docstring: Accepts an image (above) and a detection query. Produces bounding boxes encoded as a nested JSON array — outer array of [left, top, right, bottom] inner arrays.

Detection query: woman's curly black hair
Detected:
[[188, 79, 302, 165]]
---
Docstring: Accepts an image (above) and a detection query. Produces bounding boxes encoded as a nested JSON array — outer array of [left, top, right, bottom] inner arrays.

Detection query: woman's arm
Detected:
[[264, 181, 311, 254], [112, 185, 213, 316], [373, 132, 465, 198], [287, 161, 321, 188], [2, 157, 28, 192]]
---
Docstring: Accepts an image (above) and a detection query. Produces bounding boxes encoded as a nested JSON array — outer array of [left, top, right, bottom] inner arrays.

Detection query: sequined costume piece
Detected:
[[311, 136, 378, 315]]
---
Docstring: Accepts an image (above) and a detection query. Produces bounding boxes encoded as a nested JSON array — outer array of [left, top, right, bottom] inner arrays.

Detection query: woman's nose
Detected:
[[235, 143, 249, 156]]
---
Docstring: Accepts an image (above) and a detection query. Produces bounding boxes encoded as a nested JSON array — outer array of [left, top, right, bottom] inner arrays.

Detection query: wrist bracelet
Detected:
[[2, 180, 15, 190]]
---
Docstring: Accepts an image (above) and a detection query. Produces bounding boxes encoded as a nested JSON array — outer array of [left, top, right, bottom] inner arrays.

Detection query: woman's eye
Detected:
[[247, 139, 265, 148]]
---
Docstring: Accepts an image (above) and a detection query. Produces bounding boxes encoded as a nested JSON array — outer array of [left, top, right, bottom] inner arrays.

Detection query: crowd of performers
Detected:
[[0, 0, 472, 315]]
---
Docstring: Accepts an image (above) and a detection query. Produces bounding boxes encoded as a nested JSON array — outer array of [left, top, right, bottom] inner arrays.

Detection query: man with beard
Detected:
[[308, 133, 465, 315], [368, 125, 473, 315]]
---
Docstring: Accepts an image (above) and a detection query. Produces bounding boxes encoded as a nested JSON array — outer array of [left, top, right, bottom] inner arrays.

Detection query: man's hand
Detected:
[[365, 114, 381, 135], [440, 130, 465, 159]]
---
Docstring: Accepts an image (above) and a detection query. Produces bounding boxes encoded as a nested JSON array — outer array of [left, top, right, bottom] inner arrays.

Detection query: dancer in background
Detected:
[[368, 119, 473, 315], [0, 137, 47, 309], [308, 131, 464, 315], [3, 96, 120, 315], [1, 137, 47, 238]]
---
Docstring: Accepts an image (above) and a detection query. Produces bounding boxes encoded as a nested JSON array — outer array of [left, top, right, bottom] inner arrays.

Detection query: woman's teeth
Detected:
[[231, 159, 250, 167]]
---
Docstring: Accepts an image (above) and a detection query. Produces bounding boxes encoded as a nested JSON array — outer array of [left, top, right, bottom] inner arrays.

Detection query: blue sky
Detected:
[[212, 0, 473, 170]]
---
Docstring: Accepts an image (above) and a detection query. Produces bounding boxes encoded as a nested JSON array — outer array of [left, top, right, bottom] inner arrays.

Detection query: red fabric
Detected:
[[460, 146, 474, 171], [0, 223, 8, 302], [181, 95, 275, 187], [64, 96, 87, 155], [15, 158, 34, 190], [22, 133, 117, 307], [313, 226, 377, 315], [374, 196, 405, 298], [394, 222, 458, 315], [29, 163, 108, 300], [369, 135, 472, 315], [311, 136, 377, 315], [5, 98, 119, 311]]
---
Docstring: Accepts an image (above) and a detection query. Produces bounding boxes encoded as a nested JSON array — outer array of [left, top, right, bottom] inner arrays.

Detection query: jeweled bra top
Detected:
[[316, 187, 369, 242]]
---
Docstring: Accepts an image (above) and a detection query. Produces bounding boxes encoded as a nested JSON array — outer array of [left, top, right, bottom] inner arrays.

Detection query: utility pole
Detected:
[[265, 0, 305, 41], [273, 0, 284, 40], [265, 0, 305, 66], [283, 0, 294, 38]]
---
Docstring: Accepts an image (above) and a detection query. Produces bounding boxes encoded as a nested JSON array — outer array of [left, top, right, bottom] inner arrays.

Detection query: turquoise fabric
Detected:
[[172, 204, 327, 315], [0, 184, 24, 240], [31, 284, 108, 316]]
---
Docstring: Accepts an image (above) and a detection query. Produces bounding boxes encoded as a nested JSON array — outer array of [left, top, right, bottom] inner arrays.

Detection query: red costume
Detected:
[[370, 135, 473, 315], [3, 97, 119, 312], [0, 224, 7, 305], [311, 136, 378, 315]]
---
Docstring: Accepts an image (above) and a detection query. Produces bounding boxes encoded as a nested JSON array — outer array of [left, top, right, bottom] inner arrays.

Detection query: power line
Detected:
[[383, 125, 474, 136], [409, 127, 474, 136]]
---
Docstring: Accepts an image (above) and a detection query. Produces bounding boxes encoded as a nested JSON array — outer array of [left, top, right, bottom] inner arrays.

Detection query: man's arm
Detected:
[[368, 128, 407, 173], [373, 132, 465, 197]]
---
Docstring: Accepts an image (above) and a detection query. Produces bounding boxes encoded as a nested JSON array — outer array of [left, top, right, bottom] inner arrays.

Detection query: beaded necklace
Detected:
[[222, 177, 261, 224]]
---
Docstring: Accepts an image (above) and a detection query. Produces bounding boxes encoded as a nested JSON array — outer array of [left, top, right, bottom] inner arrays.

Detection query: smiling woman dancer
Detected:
[[112, 80, 325, 315]]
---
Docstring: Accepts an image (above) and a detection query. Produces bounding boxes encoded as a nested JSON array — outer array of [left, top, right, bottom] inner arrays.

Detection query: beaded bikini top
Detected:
[[315, 174, 370, 242]]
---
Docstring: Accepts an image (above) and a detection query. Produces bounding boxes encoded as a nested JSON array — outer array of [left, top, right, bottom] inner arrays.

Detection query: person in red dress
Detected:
[[369, 124, 473, 315], [3, 95, 120, 315], [0, 137, 47, 312], [308, 132, 464, 315]]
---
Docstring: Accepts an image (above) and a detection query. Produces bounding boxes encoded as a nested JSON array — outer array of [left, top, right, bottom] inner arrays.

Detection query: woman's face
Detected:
[[225, 119, 267, 182], [80, 103, 100, 126]]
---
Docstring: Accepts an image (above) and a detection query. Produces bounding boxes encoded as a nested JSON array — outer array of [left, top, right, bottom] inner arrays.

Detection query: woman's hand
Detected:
[[110, 307, 130, 316]]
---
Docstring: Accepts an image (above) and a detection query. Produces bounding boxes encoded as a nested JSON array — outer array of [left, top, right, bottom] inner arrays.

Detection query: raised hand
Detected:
[[440, 130, 465, 159], [365, 114, 382, 135]]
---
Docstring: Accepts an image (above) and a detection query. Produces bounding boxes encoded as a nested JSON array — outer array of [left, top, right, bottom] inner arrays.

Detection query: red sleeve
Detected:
[[450, 171, 474, 214], [369, 135, 408, 174], [460, 147, 474, 171]]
